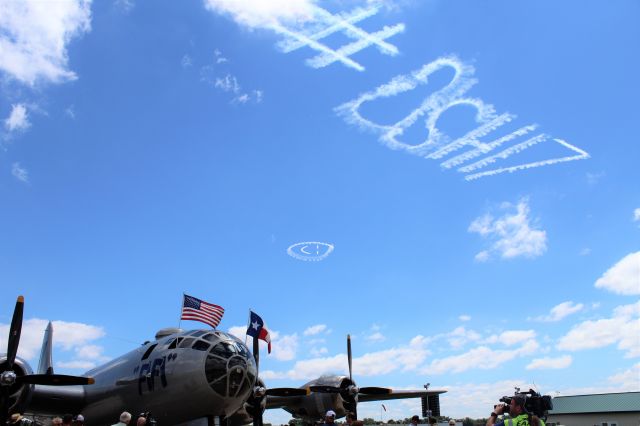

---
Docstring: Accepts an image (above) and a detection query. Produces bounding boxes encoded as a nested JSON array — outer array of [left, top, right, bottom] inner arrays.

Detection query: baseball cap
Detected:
[[326, 410, 336, 417], [449, 421, 456, 425], [75, 415, 85, 422]]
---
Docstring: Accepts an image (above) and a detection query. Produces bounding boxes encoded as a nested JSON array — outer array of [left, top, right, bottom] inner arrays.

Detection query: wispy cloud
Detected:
[[214, 74, 241, 93], [556, 300, 640, 358], [214, 49, 228, 64], [422, 339, 539, 374], [469, 198, 547, 261], [595, 251, 640, 295], [459, 315, 471, 322], [203, 0, 316, 29], [579, 247, 591, 256], [533, 301, 584, 322], [228, 325, 297, 361], [0, 0, 92, 85], [262, 335, 430, 380], [586, 171, 605, 185], [303, 324, 327, 336], [525, 355, 572, 370], [446, 326, 481, 349], [181, 54, 192, 68], [12, 162, 29, 183], [114, 0, 135, 14], [4, 104, 31, 133], [366, 332, 386, 343], [482, 330, 537, 346], [634, 208, 640, 223]]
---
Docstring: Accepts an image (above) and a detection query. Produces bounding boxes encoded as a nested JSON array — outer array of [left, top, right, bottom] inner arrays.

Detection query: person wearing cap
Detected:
[[73, 415, 85, 426], [111, 412, 132, 426], [320, 410, 336, 426], [409, 415, 420, 426], [487, 396, 544, 426], [448, 420, 456, 426]]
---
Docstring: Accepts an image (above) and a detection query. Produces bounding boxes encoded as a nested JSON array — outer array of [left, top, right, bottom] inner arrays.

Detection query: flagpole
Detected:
[[245, 309, 252, 346], [178, 292, 185, 329]]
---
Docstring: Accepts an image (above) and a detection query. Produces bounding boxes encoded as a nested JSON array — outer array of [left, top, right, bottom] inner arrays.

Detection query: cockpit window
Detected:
[[192, 340, 211, 351], [168, 337, 183, 349], [189, 330, 207, 337], [141, 343, 157, 360], [202, 333, 216, 342], [178, 337, 195, 348]]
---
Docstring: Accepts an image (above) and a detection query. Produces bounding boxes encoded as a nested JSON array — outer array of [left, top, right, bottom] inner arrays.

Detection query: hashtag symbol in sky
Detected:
[[271, 5, 405, 72]]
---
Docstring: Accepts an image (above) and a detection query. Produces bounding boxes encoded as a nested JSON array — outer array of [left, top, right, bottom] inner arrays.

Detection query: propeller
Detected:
[[309, 334, 392, 419], [1, 296, 95, 425], [248, 335, 307, 426]]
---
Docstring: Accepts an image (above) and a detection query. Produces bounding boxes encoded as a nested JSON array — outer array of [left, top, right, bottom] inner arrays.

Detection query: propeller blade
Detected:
[[253, 406, 263, 426], [266, 387, 309, 397], [6, 296, 25, 370], [309, 385, 341, 393], [17, 374, 95, 386], [359, 387, 392, 395], [347, 334, 353, 382]]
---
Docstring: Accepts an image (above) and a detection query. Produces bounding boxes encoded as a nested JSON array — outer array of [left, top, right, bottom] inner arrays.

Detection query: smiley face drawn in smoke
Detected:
[[287, 242, 334, 261]]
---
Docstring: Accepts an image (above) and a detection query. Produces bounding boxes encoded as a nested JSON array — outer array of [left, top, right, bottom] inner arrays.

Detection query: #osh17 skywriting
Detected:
[[209, 1, 590, 181]]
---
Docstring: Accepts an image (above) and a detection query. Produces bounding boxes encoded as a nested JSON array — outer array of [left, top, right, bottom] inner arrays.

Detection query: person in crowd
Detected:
[[72, 415, 84, 426], [61, 415, 73, 426], [51, 417, 63, 426], [409, 415, 420, 426], [487, 396, 544, 426], [345, 412, 363, 426], [449, 420, 456, 426], [320, 410, 336, 426], [8, 414, 33, 426], [136, 414, 147, 426], [111, 412, 132, 426]]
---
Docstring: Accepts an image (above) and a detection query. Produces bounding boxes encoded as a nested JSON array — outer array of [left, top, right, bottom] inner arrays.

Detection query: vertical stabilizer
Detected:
[[37, 321, 54, 374]]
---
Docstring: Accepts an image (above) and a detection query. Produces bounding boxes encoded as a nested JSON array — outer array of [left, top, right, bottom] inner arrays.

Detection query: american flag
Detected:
[[181, 294, 224, 328]]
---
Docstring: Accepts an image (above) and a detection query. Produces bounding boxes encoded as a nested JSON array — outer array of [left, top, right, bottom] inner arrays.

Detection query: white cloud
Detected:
[[262, 335, 430, 380], [422, 339, 539, 374], [181, 54, 192, 68], [469, 198, 547, 261], [556, 301, 640, 358], [0, 0, 92, 85], [595, 251, 640, 295], [310, 346, 328, 356], [634, 208, 640, 223], [534, 301, 584, 322], [525, 355, 572, 370], [304, 324, 327, 336], [607, 362, 640, 389], [12, 162, 29, 183], [579, 247, 591, 256], [0, 318, 105, 360], [56, 360, 97, 370], [227, 325, 246, 340], [366, 332, 385, 343], [114, 0, 134, 14], [214, 74, 240, 93], [483, 330, 537, 346], [447, 326, 481, 349], [203, 0, 316, 29], [5, 104, 31, 132], [214, 49, 228, 64], [586, 171, 605, 185], [65, 105, 76, 119], [459, 315, 471, 321], [270, 331, 298, 361]]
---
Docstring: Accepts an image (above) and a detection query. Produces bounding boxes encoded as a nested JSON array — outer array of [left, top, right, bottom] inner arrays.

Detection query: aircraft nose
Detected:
[[204, 338, 257, 400]]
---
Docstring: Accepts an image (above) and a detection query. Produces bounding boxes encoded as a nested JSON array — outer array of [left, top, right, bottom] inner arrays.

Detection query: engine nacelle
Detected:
[[0, 356, 34, 414]]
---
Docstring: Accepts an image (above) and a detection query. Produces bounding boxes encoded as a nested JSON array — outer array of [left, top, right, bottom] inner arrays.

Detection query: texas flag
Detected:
[[247, 311, 272, 353]]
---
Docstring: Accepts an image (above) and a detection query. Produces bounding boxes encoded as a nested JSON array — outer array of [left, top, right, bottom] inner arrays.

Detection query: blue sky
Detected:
[[0, 0, 639, 422]]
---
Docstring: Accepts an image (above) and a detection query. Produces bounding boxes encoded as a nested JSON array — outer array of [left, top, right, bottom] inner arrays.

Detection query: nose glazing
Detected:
[[204, 337, 257, 399]]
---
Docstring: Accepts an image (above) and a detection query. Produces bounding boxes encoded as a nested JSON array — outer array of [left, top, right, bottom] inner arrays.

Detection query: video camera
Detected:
[[498, 389, 553, 419]]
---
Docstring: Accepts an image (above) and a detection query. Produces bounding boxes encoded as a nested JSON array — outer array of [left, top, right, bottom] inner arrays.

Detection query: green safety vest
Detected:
[[503, 414, 546, 426]]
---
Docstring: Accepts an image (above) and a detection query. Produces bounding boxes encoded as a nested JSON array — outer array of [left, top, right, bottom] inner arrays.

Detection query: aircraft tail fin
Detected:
[[37, 321, 54, 374]]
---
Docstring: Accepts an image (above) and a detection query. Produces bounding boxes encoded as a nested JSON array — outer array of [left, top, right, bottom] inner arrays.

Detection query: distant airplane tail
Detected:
[[37, 321, 54, 375]]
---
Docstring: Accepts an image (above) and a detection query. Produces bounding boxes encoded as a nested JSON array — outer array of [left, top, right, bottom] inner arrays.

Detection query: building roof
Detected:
[[548, 392, 640, 414]]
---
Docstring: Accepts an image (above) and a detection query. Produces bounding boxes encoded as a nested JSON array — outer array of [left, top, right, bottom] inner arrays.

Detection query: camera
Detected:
[[497, 389, 553, 419]]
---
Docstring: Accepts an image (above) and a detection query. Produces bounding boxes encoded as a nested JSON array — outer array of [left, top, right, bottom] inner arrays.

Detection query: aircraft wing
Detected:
[[265, 395, 305, 410], [358, 389, 446, 403]]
